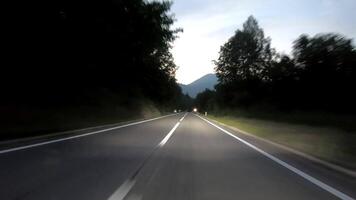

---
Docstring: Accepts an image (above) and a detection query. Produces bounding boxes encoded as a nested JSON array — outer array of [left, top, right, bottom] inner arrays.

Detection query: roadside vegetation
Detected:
[[207, 111, 356, 169], [195, 16, 356, 169], [1, 0, 191, 141], [0, 99, 164, 141]]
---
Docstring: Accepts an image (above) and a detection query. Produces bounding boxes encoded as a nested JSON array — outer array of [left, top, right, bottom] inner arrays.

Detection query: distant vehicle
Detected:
[[193, 108, 198, 112], [174, 109, 177, 113]]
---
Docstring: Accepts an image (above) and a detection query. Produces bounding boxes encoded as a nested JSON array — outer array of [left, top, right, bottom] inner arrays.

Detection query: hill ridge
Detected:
[[179, 73, 217, 98]]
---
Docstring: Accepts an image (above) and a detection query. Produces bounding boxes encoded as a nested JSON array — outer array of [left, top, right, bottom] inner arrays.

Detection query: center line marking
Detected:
[[195, 114, 354, 200], [108, 114, 185, 200], [179, 112, 188, 122], [158, 122, 180, 147], [0, 113, 179, 154]]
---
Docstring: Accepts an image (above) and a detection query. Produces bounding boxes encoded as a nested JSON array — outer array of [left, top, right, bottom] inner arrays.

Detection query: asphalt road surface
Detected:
[[0, 112, 355, 200]]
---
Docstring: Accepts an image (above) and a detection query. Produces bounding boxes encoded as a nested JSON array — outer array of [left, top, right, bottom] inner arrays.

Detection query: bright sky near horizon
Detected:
[[169, 0, 356, 84]]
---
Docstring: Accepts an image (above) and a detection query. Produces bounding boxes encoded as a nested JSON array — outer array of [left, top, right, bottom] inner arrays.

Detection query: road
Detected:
[[0, 112, 355, 200]]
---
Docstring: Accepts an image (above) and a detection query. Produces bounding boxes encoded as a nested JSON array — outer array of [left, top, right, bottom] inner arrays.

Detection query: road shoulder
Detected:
[[0, 113, 179, 153]]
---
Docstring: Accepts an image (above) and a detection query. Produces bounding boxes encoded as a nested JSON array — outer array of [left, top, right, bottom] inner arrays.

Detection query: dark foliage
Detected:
[[215, 16, 273, 83], [205, 16, 356, 113], [194, 89, 216, 112], [214, 16, 273, 107], [177, 94, 194, 111], [2, 0, 183, 108], [291, 34, 356, 111]]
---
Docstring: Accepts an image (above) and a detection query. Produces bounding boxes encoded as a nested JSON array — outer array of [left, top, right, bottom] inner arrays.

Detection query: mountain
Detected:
[[179, 73, 218, 98]]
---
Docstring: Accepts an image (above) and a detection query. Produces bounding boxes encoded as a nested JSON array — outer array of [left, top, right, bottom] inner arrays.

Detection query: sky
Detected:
[[169, 0, 356, 84]]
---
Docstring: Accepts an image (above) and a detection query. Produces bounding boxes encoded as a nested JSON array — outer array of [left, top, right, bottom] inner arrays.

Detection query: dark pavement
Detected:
[[0, 112, 355, 200]]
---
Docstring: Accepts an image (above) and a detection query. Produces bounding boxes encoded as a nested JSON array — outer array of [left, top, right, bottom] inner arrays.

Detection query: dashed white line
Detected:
[[0, 113, 179, 154], [179, 112, 188, 122], [108, 179, 136, 200], [158, 122, 180, 147], [108, 114, 185, 200], [195, 114, 354, 200]]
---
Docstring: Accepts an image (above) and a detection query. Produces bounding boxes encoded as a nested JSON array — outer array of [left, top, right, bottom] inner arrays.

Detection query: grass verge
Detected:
[[207, 114, 356, 170], [0, 100, 164, 141]]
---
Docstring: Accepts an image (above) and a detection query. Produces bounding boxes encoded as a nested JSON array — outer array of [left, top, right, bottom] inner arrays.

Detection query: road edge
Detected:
[[201, 114, 356, 178], [0, 112, 181, 153], [196, 114, 354, 200]]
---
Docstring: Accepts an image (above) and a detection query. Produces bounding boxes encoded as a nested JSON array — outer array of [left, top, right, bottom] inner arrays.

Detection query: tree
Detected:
[[267, 54, 300, 108], [195, 89, 216, 112], [214, 16, 274, 106], [215, 16, 273, 83], [177, 94, 194, 111], [3, 0, 182, 108], [292, 33, 356, 111]]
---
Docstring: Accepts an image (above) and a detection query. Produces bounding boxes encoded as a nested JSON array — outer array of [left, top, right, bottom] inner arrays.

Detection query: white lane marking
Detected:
[[179, 112, 188, 122], [108, 179, 136, 200], [108, 119, 182, 200], [195, 114, 354, 200], [0, 113, 180, 154], [158, 122, 180, 147]]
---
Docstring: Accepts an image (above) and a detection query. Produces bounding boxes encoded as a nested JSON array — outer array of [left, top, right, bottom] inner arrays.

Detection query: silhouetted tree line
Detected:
[[2, 0, 185, 109], [177, 94, 194, 111], [195, 89, 216, 112], [197, 16, 356, 113]]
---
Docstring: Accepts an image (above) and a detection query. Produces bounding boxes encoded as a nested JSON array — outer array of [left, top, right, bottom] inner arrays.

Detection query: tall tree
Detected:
[[292, 33, 356, 110], [195, 89, 216, 111], [215, 16, 273, 84], [3, 0, 182, 107], [214, 16, 274, 106]]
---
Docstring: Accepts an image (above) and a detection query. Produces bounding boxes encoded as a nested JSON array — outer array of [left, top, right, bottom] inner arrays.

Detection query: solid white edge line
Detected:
[[195, 114, 354, 200], [108, 118, 183, 200], [0, 113, 180, 154]]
